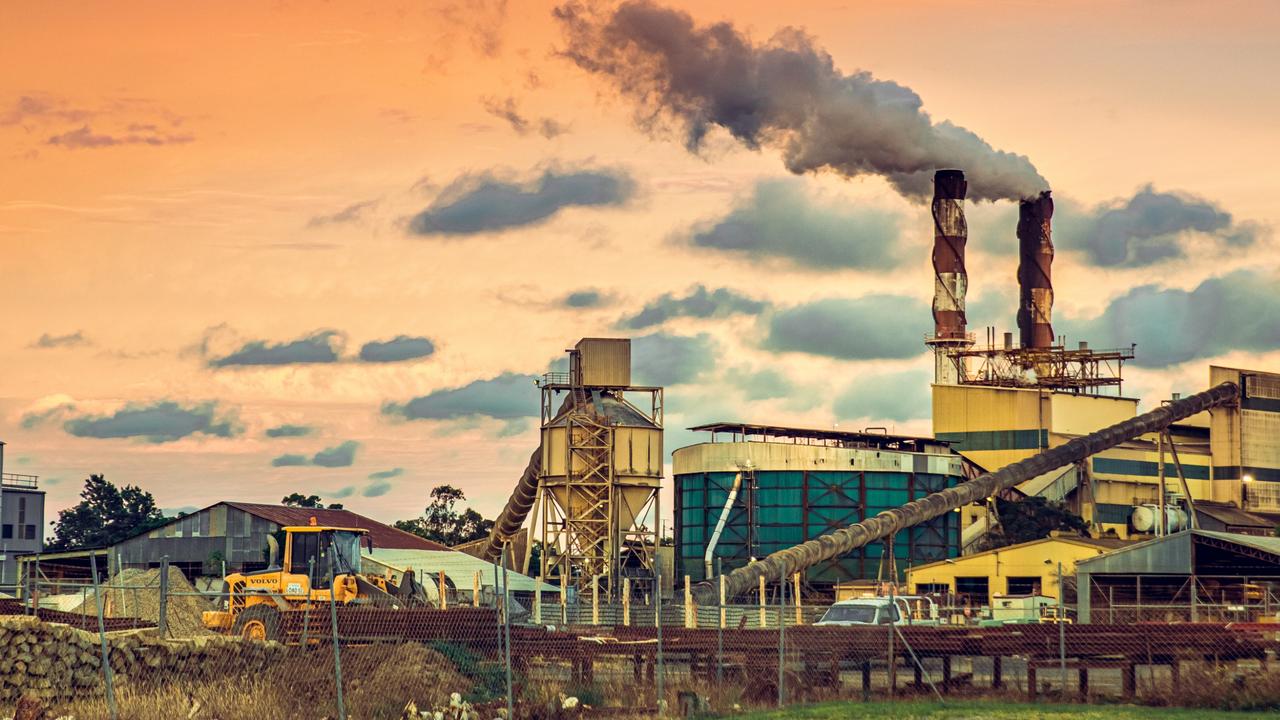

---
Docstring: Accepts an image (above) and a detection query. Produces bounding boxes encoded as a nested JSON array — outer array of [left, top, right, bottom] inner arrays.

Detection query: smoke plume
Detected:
[[555, 1, 1047, 202]]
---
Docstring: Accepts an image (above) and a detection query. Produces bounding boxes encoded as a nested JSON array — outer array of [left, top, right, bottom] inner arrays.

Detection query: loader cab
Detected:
[[282, 523, 368, 590]]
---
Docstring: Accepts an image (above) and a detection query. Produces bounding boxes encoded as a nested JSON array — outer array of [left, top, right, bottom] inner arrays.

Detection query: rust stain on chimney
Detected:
[[931, 169, 968, 340], [1017, 191, 1054, 349]]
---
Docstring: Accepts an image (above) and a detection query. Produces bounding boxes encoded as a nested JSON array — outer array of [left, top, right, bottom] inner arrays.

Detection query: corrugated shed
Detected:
[[221, 502, 448, 551], [364, 548, 555, 593]]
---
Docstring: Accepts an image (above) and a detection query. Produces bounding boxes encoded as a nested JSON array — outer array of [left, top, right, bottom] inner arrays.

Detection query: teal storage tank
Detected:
[[673, 423, 962, 586]]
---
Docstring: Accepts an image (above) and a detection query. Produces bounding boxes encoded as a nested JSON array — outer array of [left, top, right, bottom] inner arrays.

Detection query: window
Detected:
[[916, 583, 950, 596], [1007, 576, 1042, 595], [1, 524, 11, 539], [22, 525, 36, 541], [955, 576, 990, 604], [17, 497, 26, 525], [290, 532, 319, 576]]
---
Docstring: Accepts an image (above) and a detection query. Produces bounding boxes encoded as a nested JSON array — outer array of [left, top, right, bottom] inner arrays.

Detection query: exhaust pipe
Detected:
[[1017, 191, 1055, 349]]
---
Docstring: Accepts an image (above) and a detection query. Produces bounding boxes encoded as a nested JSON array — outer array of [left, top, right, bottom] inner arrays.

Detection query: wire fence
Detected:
[[1, 557, 1278, 719]]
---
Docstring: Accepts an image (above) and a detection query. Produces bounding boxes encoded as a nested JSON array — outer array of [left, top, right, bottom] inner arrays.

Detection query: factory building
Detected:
[[673, 424, 963, 587], [0, 441, 44, 590], [904, 534, 1132, 606]]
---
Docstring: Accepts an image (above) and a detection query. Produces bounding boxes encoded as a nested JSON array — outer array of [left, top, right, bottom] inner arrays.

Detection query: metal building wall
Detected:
[[675, 468, 960, 585]]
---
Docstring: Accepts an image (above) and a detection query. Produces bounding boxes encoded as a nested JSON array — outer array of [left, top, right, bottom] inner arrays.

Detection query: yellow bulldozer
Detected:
[[203, 520, 432, 641]]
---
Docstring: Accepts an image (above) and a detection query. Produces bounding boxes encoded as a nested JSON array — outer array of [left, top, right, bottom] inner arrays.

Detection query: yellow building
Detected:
[[905, 534, 1131, 606]]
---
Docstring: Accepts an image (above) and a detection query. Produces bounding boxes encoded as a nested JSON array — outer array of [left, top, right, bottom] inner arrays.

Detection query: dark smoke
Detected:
[[555, 1, 1047, 202]]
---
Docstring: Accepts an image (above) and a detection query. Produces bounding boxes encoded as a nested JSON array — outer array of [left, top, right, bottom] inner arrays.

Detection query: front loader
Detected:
[[203, 519, 432, 641]]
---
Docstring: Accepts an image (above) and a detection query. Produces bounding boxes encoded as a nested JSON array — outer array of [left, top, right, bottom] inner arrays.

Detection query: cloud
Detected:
[[631, 332, 717, 386], [359, 336, 436, 363], [307, 200, 377, 228], [20, 403, 76, 430], [436, 0, 509, 57], [686, 179, 903, 270], [208, 330, 344, 367], [1059, 270, 1280, 367], [383, 372, 538, 421], [271, 454, 309, 467], [330, 486, 357, 499], [62, 400, 239, 443], [1057, 185, 1263, 267], [481, 96, 571, 138], [265, 424, 314, 438], [763, 296, 928, 360], [368, 468, 404, 481], [561, 289, 608, 308], [363, 479, 394, 497], [834, 368, 931, 423], [0, 95, 92, 126], [619, 285, 768, 329], [724, 367, 793, 401], [556, 1, 1045, 201], [407, 167, 634, 236], [46, 124, 194, 149], [313, 440, 360, 467], [31, 331, 89, 349], [272, 440, 361, 468]]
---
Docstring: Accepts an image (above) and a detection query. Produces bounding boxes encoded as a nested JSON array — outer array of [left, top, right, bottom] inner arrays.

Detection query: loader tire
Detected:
[[233, 604, 281, 642]]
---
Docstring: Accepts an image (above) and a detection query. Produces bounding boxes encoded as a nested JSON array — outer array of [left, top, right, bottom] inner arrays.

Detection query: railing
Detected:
[[1, 473, 38, 489], [540, 371, 572, 386]]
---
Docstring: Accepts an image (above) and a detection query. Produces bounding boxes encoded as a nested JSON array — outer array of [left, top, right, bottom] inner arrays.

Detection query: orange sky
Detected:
[[2, 0, 1278, 527]]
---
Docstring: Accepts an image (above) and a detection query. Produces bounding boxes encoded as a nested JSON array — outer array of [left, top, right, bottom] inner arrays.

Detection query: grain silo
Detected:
[[537, 338, 663, 599], [673, 424, 964, 588]]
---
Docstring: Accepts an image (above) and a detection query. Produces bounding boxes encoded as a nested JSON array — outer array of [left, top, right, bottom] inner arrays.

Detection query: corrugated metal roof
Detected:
[[221, 502, 449, 551], [1076, 530, 1280, 575], [1196, 502, 1275, 529], [364, 548, 555, 593], [1196, 529, 1280, 556]]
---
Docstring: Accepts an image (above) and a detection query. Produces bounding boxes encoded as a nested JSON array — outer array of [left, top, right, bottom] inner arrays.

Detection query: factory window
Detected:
[[1007, 576, 1042, 596], [21, 525, 35, 541], [1, 524, 11, 539], [916, 583, 950, 596], [17, 497, 26, 525], [955, 577, 990, 604]]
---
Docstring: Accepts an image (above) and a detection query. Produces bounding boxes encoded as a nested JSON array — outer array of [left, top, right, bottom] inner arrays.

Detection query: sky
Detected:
[[2, 0, 1278, 530]]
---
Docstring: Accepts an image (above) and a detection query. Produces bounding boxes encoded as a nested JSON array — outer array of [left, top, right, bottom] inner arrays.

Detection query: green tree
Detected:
[[977, 497, 1088, 551], [281, 492, 343, 510], [395, 484, 495, 546], [46, 474, 167, 552]]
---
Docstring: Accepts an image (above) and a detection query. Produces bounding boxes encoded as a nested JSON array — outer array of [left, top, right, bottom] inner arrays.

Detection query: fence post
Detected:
[[473, 570, 481, 608], [502, 543, 514, 720], [158, 555, 170, 638], [684, 576, 694, 629], [1058, 562, 1067, 692], [655, 552, 664, 714], [89, 552, 118, 720], [302, 557, 314, 647], [778, 575, 785, 708], [535, 576, 544, 624], [560, 575, 568, 625], [759, 575, 766, 628], [793, 573, 803, 625], [439, 570, 448, 610], [716, 558, 724, 684], [592, 574, 600, 625], [623, 578, 631, 627], [887, 584, 896, 697], [327, 550, 346, 720]]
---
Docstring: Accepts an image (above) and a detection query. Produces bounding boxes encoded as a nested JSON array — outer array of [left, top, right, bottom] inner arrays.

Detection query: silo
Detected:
[[538, 338, 663, 599]]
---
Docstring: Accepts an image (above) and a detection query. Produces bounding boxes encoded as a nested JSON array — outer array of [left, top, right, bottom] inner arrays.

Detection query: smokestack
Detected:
[[932, 169, 968, 340], [1017, 191, 1055, 349]]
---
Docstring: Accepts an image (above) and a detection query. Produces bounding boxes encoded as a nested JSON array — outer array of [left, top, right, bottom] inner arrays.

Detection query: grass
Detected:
[[734, 699, 1280, 720]]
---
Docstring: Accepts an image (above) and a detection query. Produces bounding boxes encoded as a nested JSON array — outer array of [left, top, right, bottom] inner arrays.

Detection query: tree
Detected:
[[46, 475, 167, 552], [281, 493, 343, 510], [977, 497, 1088, 551], [394, 484, 495, 546]]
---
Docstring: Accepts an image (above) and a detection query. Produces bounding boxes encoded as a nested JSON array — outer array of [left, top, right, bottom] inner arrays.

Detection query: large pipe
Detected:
[[481, 448, 542, 562], [1017, 191, 1055, 349], [931, 169, 969, 341], [691, 381, 1239, 605], [704, 471, 744, 578]]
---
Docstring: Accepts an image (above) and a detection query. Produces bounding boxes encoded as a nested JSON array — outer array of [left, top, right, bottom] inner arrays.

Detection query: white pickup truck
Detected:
[[815, 596, 940, 626]]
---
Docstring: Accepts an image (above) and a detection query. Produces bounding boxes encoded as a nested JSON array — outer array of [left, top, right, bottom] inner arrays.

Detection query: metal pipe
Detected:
[[704, 471, 744, 578], [1017, 191, 1055, 349], [692, 381, 1239, 604], [480, 448, 542, 561]]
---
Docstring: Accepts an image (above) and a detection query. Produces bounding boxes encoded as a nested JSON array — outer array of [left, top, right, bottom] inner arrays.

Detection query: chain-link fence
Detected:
[[2, 558, 1278, 719]]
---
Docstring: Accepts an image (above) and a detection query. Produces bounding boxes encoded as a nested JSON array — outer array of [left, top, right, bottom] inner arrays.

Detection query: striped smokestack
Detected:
[[1017, 191, 1055, 349], [931, 169, 968, 341]]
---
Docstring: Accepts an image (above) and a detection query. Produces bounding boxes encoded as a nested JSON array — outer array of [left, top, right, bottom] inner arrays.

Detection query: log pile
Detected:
[[0, 617, 286, 703]]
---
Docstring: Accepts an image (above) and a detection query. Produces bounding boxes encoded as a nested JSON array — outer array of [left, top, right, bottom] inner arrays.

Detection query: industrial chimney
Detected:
[[1017, 191, 1055, 349], [925, 169, 972, 384]]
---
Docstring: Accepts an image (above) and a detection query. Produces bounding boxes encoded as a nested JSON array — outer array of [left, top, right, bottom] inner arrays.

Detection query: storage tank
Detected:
[[1130, 504, 1188, 534], [673, 424, 963, 586]]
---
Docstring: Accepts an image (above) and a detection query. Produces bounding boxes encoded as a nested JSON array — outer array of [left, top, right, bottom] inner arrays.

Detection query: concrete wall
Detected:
[[0, 488, 44, 587]]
